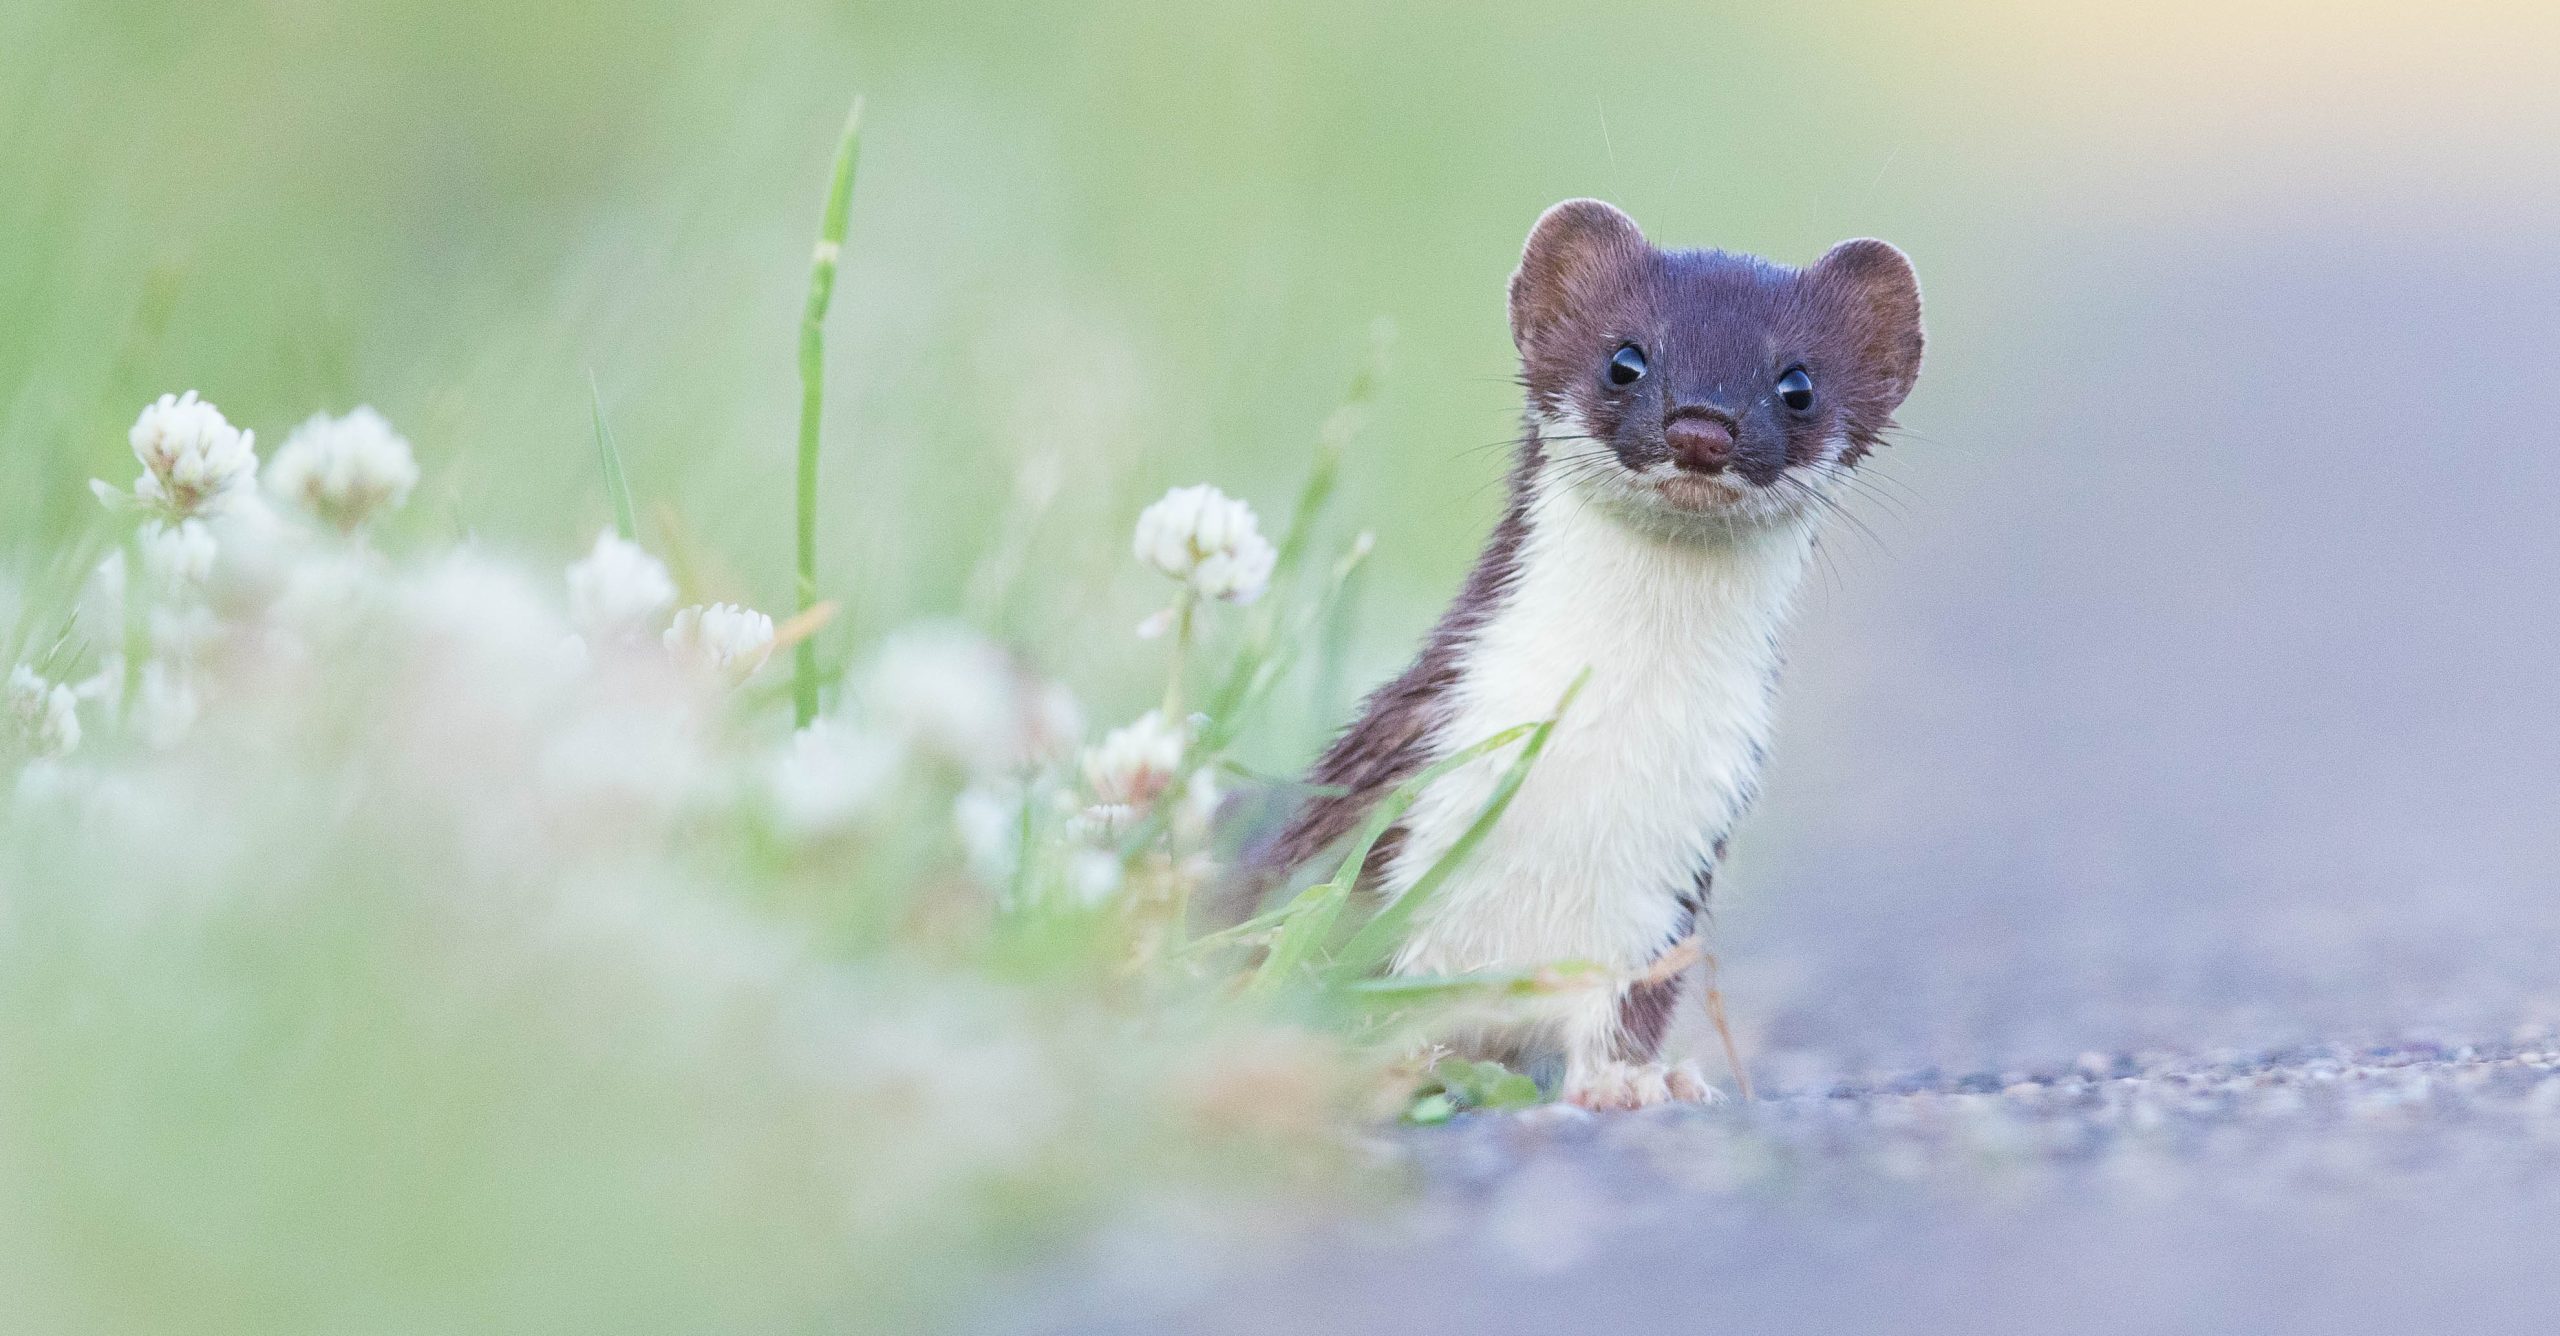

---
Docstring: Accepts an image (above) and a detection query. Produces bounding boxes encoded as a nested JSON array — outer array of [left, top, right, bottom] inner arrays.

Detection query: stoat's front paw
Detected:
[[1564, 1059, 1722, 1111]]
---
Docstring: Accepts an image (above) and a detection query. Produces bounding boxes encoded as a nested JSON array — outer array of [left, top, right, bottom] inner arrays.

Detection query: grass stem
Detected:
[[1160, 590, 1196, 722], [794, 94, 864, 728], [588, 372, 637, 543]]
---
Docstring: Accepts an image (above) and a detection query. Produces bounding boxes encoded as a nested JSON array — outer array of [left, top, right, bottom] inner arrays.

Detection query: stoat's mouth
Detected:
[[1650, 471, 1750, 512], [1547, 454, 1831, 533]]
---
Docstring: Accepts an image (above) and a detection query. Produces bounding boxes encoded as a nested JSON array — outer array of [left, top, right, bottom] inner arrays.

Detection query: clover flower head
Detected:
[[117, 391, 258, 518], [398, 551, 591, 708], [1064, 847, 1124, 904], [860, 621, 1082, 776], [953, 781, 1026, 889], [768, 717, 900, 837], [1080, 709, 1186, 811], [1172, 766, 1221, 845], [265, 406, 419, 530], [139, 518, 218, 588], [267, 547, 386, 654], [76, 521, 224, 661], [665, 602, 775, 684], [565, 530, 677, 639], [7, 666, 81, 758], [1132, 484, 1276, 605], [134, 661, 197, 750], [1070, 722, 1220, 852]]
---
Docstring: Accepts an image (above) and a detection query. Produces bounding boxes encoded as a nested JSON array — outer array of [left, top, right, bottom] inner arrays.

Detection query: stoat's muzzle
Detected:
[[1662, 404, 1788, 486], [1663, 413, 1734, 475]]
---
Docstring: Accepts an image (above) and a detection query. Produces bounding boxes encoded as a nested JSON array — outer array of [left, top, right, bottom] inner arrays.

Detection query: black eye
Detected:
[[1606, 344, 1648, 387], [1776, 366, 1814, 412]]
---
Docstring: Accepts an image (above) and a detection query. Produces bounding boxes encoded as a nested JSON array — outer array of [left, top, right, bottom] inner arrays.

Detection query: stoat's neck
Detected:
[[1462, 458, 1821, 703], [1386, 457, 1818, 973]]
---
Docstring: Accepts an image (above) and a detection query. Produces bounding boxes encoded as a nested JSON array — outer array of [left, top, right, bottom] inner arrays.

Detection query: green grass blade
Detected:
[[1335, 968, 1546, 1003], [1177, 895, 1310, 960], [793, 94, 864, 728], [1310, 541, 1364, 735], [1201, 532, 1371, 752], [1200, 330, 1391, 739], [1336, 960, 1608, 1006], [1320, 668, 1588, 986], [1241, 882, 1352, 998], [118, 527, 147, 726], [1244, 719, 1538, 996], [588, 372, 637, 542], [1273, 318, 1391, 579]]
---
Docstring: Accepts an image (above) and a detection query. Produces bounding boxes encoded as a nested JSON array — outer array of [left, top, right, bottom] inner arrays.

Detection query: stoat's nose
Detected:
[[1666, 417, 1735, 475]]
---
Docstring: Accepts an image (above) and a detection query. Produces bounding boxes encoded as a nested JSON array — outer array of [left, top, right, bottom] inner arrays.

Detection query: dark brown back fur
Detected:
[[1251, 444, 1539, 885]]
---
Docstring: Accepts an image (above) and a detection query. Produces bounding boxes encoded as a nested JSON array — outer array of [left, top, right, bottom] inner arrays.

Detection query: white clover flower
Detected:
[[1074, 767, 1221, 847], [665, 602, 775, 684], [134, 660, 197, 750], [139, 517, 218, 587], [1065, 801, 1141, 843], [76, 550, 128, 648], [264, 406, 419, 531], [536, 689, 723, 817], [148, 601, 222, 660], [858, 621, 1082, 777], [397, 551, 590, 712], [11, 756, 76, 808], [1023, 678, 1085, 767], [73, 521, 227, 662], [955, 782, 1127, 905], [564, 530, 677, 639], [108, 391, 258, 518], [953, 781, 1027, 888], [70, 658, 123, 712], [175, 490, 313, 623], [1080, 709, 1186, 811], [1132, 484, 1276, 605], [7, 665, 81, 758], [258, 546, 387, 664], [1172, 765, 1221, 846], [768, 717, 899, 837], [1069, 713, 1223, 854], [1064, 847, 1124, 904]]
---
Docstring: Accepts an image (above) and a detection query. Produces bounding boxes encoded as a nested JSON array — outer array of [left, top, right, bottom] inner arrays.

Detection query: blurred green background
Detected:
[[3, 0, 1951, 610], [12, 1, 2558, 582], [2, 3, 1946, 636], [12, 0, 2560, 990]]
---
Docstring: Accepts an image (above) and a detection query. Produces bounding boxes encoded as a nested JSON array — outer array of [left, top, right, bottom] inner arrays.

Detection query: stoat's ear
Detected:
[[1509, 199, 1645, 351], [1806, 238, 1925, 410]]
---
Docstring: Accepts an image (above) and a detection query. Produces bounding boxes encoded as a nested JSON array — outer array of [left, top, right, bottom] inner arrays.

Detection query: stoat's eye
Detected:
[[1776, 366, 1814, 412], [1606, 344, 1648, 387]]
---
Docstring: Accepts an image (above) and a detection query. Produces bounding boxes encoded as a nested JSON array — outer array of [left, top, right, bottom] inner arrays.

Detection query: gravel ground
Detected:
[[1029, 1037, 2560, 1335]]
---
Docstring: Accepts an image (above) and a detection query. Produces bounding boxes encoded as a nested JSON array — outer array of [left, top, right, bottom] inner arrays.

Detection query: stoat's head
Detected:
[[1508, 199, 1924, 529]]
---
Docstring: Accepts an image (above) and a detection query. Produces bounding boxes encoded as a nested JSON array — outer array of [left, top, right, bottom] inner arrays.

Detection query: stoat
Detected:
[[1268, 199, 1924, 1110]]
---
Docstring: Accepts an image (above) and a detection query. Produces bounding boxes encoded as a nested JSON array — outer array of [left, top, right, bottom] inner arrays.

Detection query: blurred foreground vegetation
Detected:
[[0, 7, 2010, 1325]]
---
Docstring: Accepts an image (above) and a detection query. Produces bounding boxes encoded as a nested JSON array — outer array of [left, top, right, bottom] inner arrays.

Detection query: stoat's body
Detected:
[[1268, 200, 1925, 1109]]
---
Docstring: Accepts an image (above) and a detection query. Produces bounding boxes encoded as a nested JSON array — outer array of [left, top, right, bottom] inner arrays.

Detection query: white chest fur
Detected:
[[1384, 464, 1816, 979]]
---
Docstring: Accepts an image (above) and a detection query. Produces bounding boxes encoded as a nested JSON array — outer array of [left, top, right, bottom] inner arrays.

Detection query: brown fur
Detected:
[[1255, 444, 1540, 886], [1615, 973, 1686, 1062], [1616, 860, 1716, 1061]]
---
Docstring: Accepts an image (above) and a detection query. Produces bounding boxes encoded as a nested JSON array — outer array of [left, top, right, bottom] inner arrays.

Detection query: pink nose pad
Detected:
[[1666, 419, 1735, 475]]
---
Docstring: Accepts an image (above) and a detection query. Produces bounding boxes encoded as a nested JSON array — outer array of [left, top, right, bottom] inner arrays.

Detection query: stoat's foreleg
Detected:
[[1558, 959, 1721, 1110]]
